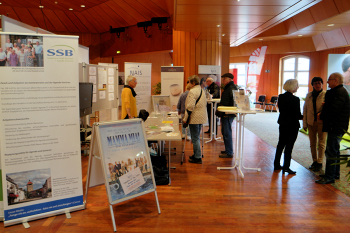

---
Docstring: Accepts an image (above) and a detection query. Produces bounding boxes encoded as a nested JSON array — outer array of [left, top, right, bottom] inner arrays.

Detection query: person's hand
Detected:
[[317, 112, 322, 121]]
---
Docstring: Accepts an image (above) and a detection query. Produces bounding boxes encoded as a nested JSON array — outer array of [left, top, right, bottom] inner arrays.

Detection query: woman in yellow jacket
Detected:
[[121, 75, 138, 119]]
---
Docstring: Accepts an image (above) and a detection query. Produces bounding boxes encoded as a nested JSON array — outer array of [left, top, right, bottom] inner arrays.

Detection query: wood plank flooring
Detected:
[[2, 125, 350, 232]]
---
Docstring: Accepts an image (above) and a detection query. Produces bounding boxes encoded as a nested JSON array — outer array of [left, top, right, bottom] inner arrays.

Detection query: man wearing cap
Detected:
[[218, 73, 238, 158], [205, 77, 220, 135]]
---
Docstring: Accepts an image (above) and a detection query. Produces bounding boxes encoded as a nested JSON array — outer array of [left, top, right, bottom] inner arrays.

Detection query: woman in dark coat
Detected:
[[274, 79, 303, 174]]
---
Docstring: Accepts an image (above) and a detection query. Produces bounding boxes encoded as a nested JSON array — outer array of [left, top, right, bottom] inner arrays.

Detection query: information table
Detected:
[[206, 98, 222, 143], [217, 108, 264, 178], [145, 115, 182, 185]]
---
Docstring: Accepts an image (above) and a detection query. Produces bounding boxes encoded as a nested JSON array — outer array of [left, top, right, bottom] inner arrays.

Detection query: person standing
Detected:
[[9, 49, 18, 66], [5, 39, 13, 49], [0, 48, 6, 66], [26, 47, 35, 67], [218, 73, 238, 158], [183, 75, 208, 164], [274, 79, 303, 174], [177, 83, 192, 140], [303, 77, 327, 172], [204, 77, 220, 135], [316, 72, 350, 184], [34, 41, 43, 67], [121, 75, 138, 119]]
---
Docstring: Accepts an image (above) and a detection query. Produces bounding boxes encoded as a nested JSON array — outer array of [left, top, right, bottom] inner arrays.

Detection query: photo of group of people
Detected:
[[0, 35, 44, 67]]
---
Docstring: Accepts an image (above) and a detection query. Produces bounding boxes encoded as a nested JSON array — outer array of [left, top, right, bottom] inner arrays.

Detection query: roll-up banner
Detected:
[[124, 62, 152, 113], [0, 32, 84, 226], [160, 66, 184, 111], [328, 54, 350, 95]]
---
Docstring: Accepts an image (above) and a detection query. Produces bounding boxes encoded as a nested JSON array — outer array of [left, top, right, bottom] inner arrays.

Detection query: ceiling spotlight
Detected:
[[259, 39, 263, 40], [217, 25, 221, 27], [69, 8, 73, 10], [39, 5, 44, 8], [298, 35, 303, 37], [116, 51, 121, 54], [110, 26, 126, 38], [137, 21, 152, 38], [151, 17, 167, 30], [222, 34, 225, 36], [81, 5, 85, 7], [327, 24, 334, 26]]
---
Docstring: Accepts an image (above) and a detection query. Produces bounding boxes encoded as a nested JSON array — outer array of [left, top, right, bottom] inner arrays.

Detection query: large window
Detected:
[[229, 63, 248, 87], [281, 56, 310, 98]]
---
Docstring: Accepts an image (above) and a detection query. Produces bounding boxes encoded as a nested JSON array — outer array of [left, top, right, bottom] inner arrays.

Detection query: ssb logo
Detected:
[[47, 45, 75, 56]]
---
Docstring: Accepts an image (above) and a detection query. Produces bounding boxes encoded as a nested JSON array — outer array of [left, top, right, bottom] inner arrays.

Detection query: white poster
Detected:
[[0, 33, 84, 225], [125, 62, 152, 113], [161, 67, 184, 111]]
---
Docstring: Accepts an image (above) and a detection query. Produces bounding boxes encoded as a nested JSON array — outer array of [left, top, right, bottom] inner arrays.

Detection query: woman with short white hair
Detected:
[[273, 79, 303, 174]]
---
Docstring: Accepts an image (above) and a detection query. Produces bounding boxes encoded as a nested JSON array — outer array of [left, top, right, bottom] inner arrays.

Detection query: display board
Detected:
[[125, 62, 152, 112], [85, 119, 160, 231], [79, 63, 119, 112], [152, 96, 171, 112], [0, 32, 84, 226], [160, 66, 184, 111]]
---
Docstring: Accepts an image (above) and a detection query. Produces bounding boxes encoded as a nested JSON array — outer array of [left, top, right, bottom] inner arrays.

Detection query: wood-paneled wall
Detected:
[[233, 46, 350, 102], [173, 30, 225, 89]]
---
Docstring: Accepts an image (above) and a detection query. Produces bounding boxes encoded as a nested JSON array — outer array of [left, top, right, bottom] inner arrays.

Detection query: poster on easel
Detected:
[[0, 32, 84, 226], [152, 96, 171, 112], [125, 62, 152, 113], [85, 119, 160, 231], [161, 66, 184, 111]]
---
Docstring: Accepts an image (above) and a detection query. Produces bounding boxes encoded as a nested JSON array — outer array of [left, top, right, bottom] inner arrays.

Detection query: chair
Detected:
[[253, 95, 266, 110], [265, 96, 278, 112]]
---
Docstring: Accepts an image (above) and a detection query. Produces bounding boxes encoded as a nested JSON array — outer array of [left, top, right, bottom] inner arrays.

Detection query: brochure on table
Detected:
[[160, 66, 184, 111], [233, 91, 250, 110], [0, 32, 84, 226], [125, 62, 152, 112]]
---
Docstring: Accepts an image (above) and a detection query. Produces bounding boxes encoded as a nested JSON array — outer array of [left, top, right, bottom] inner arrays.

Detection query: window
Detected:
[[281, 56, 310, 98], [229, 63, 248, 87]]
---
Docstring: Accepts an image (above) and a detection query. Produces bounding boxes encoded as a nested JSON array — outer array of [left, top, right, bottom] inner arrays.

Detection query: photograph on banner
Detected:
[[6, 168, 52, 205], [328, 54, 350, 95], [198, 74, 221, 89], [0, 34, 44, 67], [98, 120, 155, 204], [160, 66, 184, 111], [0, 33, 84, 223]]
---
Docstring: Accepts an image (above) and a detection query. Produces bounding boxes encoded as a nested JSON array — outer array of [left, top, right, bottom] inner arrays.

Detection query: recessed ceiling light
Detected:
[[55, 1, 58, 4], [298, 35, 303, 37], [39, 5, 44, 8], [259, 39, 263, 41], [217, 25, 220, 27], [116, 51, 121, 54], [222, 34, 225, 36], [327, 24, 334, 26], [69, 8, 73, 10], [81, 5, 85, 7]]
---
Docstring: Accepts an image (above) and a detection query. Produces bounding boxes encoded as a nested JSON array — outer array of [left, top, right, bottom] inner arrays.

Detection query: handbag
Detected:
[[183, 89, 202, 128], [215, 109, 225, 118]]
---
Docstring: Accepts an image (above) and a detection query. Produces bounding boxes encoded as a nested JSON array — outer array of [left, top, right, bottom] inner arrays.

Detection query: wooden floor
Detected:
[[2, 126, 350, 232]]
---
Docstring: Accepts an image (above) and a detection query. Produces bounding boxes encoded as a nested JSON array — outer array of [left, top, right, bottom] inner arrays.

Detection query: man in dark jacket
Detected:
[[218, 73, 238, 158], [205, 77, 220, 134], [316, 72, 350, 184]]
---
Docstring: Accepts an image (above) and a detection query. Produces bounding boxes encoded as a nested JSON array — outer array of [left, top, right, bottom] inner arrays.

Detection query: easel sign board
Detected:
[[94, 119, 157, 205], [152, 96, 171, 112]]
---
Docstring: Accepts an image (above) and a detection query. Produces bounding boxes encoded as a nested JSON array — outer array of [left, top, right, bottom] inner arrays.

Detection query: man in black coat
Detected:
[[218, 73, 238, 158], [316, 72, 350, 184], [205, 77, 220, 134]]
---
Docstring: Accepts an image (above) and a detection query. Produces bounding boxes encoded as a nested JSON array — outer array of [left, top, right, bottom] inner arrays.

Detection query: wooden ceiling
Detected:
[[1, 0, 350, 48]]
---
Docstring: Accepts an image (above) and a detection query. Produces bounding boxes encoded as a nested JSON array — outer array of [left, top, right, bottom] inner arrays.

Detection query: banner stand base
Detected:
[[22, 222, 30, 229], [4, 204, 85, 227], [65, 212, 72, 219]]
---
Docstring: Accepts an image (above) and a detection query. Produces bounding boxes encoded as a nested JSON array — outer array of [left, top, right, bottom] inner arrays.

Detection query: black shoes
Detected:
[[315, 177, 335, 184], [188, 157, 202, 164], [283, 168, 296, 175], [309, 161, 317, 170], [204, 130, 210, 133], [274, 165, 283, 170], [219, 153, 233, 158], [319, 174, 340, 180]]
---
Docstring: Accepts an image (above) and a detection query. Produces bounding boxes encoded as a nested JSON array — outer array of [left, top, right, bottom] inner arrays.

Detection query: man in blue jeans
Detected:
[[316, 72, 350, 184], [218, 73, 238, 158]]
